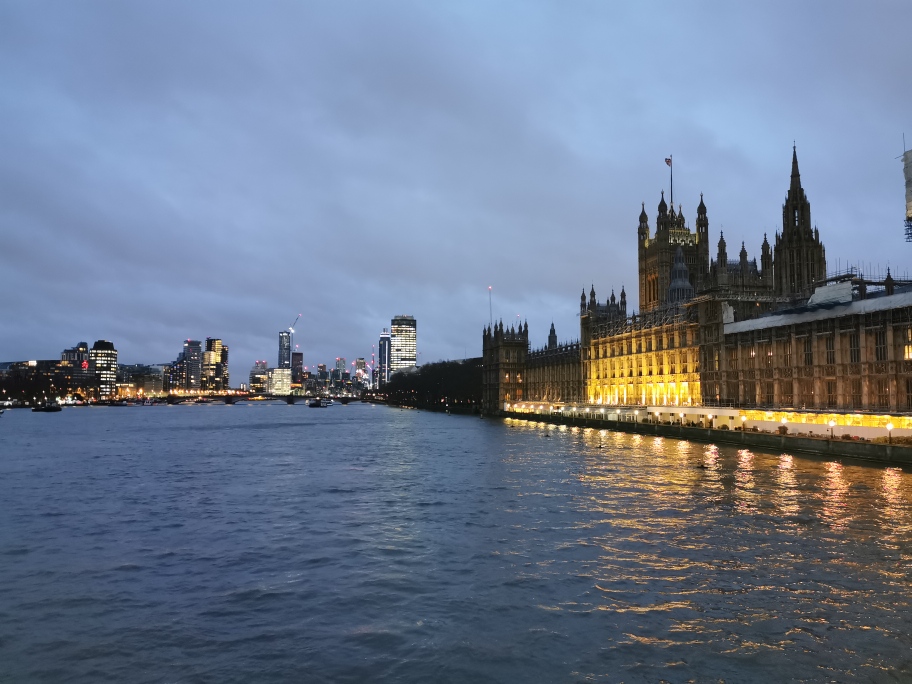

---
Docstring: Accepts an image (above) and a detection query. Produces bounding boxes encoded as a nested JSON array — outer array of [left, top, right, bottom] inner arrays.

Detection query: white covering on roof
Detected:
[[725, 289, 912, 335]]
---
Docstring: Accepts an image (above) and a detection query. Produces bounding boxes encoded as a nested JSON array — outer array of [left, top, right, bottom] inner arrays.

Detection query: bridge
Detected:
[[166, 393, 302, 405]]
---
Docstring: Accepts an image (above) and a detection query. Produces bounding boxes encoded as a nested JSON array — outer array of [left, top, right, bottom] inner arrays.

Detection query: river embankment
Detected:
[[502, 410, 912, 466]]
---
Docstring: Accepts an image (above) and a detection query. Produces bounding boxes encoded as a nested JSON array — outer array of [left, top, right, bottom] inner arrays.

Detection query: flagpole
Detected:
[[669, 155, 673, 210]]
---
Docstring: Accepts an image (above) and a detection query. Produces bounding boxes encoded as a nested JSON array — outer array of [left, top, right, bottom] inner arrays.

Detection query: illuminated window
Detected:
[[905, 329, 912, 361]]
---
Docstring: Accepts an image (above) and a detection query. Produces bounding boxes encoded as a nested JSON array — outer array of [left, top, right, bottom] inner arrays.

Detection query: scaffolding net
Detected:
[[904, 150, 912, 241]]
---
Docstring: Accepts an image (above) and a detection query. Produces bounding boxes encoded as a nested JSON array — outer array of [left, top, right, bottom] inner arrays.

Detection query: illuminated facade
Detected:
[[249, 360, 268, 393], [267, 367, 291, 395], [524, 324, 582, 404], [482, 148, 840, 415], [202, 338, 229, 391], [89, 340, 118, 399], [391, 315, 417, 372]]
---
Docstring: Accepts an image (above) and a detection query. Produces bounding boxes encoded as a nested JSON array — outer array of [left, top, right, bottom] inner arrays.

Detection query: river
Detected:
[[1, 403, 910, 682]]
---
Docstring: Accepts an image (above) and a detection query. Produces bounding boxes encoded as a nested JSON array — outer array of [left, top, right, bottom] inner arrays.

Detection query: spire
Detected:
[[658, 190, 667, 215], [639, 202, 647, 223], [697, 192, 706, 214], [790, 144, 801, 193]]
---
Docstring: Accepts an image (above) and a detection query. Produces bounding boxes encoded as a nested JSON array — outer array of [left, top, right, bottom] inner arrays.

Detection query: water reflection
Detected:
[[775, 454, 800, 519], [821, 461, 850, 531], [734, 449, 758, 515]]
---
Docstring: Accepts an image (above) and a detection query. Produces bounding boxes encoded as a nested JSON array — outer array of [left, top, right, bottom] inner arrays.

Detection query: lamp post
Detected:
[[707, 414, 713, 429], [634, 410, 638, 423], [829, 419, 836, 440], [887, 422, 894, 445], [741, 415, 747, 431]]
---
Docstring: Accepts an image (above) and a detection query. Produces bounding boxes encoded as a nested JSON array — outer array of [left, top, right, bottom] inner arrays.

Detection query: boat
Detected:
[[337, 397, 351, 405], [32, 401, 62, 413], [321, 398, 333, 407], [308, 398, 323, 408]]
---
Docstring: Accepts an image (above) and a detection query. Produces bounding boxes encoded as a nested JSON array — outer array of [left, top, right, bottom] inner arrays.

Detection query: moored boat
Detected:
[[32, 401, 62, 413]]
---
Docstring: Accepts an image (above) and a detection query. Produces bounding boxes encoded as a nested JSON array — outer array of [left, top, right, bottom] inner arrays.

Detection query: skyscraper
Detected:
[[378, 328, 391, 386], [291, 351, 304, 385], [278, 331, 291, 369], [202, 338, 229, 391], [390, 315, 417, 373], [182, 340, 202, 391], [89, 340, 118, 399]]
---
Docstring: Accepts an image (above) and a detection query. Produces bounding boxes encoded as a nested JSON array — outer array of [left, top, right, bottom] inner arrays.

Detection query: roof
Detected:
[[725, 290, 912, 334]]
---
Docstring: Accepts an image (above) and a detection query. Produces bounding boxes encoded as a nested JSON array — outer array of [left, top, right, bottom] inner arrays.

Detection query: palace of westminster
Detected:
[[482, 148, 912, 422]]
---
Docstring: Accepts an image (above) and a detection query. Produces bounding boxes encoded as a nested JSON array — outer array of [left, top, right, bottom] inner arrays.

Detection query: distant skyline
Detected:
[[1, 1, 911, 381]]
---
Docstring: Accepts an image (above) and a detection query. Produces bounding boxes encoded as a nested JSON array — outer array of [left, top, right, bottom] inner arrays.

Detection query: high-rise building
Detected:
[[378, 328, 391, 386], [390, 315, 417, 372], [291, 351, 304, 385], [278, 331, 291, 369], [89, 340, 118, 399], [60, 341, 94, 395], [249, 360, 268, 393], [182, 340, 202, 391], [202, 338, 229, 391]]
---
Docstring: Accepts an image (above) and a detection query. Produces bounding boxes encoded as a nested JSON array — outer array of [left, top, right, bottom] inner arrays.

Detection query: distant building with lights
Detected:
[[378, 328, 391, 386], [278, 331, 291, 369], [89, 340, 118, 399], [391, 315, 417, 373]]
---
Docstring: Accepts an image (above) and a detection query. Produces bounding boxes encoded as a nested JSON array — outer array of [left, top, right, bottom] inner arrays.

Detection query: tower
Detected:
[[278, 331, 291, 369], [390, 315, 417, 372], [378, 328, 391, 386], [481, 320, 528, 413], [773, 146, 826, 298]]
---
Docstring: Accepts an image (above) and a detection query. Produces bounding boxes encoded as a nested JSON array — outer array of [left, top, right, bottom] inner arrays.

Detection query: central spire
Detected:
[[790, 144, 801, 193]]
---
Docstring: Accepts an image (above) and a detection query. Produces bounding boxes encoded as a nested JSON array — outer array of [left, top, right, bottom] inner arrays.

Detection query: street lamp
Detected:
[[741, 415, 747, 431], [829, 419, 836, 439], [887, 422, 894, 444], [634, 410, 638, 423], [707, 414, 713, 429]]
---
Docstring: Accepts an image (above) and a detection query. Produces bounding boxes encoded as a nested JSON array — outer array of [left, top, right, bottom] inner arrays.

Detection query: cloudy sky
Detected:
[[1, 1, 910, 381]]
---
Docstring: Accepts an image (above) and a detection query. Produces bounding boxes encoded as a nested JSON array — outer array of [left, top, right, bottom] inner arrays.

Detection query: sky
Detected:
[[1, 1, 910, 382]]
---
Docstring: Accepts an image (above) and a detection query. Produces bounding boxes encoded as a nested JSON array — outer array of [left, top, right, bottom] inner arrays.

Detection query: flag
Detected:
[[665, 157, 672, 167]]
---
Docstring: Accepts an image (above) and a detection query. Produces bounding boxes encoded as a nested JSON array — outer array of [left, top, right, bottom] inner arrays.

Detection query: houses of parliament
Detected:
[[483, 148, 912, 417]]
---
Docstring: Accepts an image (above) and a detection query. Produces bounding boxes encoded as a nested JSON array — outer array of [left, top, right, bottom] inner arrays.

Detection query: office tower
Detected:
[[378, 328, 391, 386], [249, 360, 268, 394], [182, 340, 202, 391], [291, 352, 304, 384], [335, 357, 346, 373], [267, 368, 291, 395], [390, 315, 417, 372], [89, 340, 118, 398], [278, 331, 291, 369], [203, 338, 229, 391]]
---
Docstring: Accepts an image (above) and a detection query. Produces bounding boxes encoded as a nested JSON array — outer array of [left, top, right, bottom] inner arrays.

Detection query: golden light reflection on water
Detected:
[[734, 449, 758, 515], [821, 461, 850, 531], [500, 416, 912, 677], [775, 454, 800, 519]]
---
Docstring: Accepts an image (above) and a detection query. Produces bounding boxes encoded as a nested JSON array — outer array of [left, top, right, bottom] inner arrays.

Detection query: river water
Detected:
[[1, 403, 911, 682]]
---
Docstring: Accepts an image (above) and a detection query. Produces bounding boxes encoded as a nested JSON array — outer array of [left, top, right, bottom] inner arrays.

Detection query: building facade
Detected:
[[480, 148, 910, 418], [378, 328, 391, 386], [89, 340, 118, 399], [391, 315, 417, 372]]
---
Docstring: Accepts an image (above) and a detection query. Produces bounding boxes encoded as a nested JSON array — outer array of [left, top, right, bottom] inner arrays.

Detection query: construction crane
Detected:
[[289, 314, 301, 335]]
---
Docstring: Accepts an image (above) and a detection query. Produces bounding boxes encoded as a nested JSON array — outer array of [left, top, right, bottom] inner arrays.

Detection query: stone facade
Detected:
[[481, 148, 912, 418]]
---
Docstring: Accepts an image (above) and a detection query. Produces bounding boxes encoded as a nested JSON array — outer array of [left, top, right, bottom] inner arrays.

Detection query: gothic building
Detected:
[[637, 192, 709, 312], [482, 148, 872, 417], [773, 146, 827, 299]]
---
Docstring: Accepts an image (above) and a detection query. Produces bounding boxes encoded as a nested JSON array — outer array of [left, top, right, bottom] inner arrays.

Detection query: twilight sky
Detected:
[[1, 1, 910, 381]]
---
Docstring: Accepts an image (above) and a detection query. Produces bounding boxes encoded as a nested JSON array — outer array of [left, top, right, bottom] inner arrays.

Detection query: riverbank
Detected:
[[502, 410, 912, 466]]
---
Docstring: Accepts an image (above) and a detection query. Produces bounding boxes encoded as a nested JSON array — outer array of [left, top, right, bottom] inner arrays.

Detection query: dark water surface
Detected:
[[2, 403, 912, 682]]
